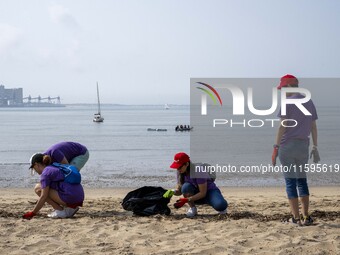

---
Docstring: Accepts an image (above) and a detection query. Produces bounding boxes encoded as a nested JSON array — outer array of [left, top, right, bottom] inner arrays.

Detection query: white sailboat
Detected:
[[93, 82, 104, 123], [164, 104, 170, 110]]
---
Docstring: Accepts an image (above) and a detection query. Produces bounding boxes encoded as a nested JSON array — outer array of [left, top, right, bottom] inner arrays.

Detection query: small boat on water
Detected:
[[147, 128, 167, 132], [175, 126, 193, 132], [164, 104, 170, 110], [93, 82, 104, 123]]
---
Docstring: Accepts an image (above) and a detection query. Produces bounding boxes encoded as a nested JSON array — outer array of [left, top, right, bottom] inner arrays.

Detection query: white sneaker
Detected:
[[218, 209, 227, 215], [47, 209, 67, 218], [64, 207, 79, 218], [186, 207, 197, 217]]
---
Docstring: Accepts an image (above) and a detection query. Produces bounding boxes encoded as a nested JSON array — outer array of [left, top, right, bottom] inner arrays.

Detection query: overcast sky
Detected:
[[1, 0, 339, 104]]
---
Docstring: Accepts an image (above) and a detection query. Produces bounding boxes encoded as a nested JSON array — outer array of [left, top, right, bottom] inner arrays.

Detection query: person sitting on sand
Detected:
[[22, 153, 84, 220], [169, 152, 228, 217], [32, 141, 89, 171]]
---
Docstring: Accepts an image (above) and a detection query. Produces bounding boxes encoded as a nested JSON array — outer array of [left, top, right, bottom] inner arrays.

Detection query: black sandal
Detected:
[[301, 215, 314, 226], [282, 216, 301, 226], [288, 217, 301, 226]]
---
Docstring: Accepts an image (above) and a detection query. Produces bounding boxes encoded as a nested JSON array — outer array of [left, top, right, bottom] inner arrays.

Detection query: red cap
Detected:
[[277, 74, 298, 89], [170, 152, 190, 169]]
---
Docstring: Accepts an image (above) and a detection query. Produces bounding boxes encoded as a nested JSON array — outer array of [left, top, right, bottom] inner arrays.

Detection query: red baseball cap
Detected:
[[277, 74, 299, 89], [170, 152, 190, 169]]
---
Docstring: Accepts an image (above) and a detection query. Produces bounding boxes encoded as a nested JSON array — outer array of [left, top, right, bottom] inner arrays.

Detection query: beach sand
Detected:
[[0, 186, 339, 255]]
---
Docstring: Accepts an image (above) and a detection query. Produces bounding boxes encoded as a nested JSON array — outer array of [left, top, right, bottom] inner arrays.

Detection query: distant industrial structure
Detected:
[[0, 84, 64, 107], [0, 85, 23, 106]]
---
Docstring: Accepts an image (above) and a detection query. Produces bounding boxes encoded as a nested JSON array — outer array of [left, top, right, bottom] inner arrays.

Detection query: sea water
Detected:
[[0, 105, 189, 188], [0, 105, 339, 188]]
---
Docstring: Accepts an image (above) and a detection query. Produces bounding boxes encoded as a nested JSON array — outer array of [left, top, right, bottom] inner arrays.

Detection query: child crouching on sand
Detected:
[[169, 152, 228, 217], [22, 153, 84, 220]]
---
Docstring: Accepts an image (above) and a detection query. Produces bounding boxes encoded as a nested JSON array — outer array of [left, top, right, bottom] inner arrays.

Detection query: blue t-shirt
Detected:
[[278, 93, 318, 146], [40, 166, 84, 204], [44, 142, 87, 163]]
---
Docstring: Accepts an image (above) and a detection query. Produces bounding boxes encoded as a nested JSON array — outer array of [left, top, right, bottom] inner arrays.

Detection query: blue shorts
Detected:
[[279, 139, 310, 199], [284, 178, 309, 199]]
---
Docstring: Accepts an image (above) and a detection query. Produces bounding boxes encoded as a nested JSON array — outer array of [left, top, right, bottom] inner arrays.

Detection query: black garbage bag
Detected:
[[122, 186, 171, 216]]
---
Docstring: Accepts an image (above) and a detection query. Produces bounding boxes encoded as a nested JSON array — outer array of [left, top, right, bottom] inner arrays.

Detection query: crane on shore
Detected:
[[22, 95, 61, 104]]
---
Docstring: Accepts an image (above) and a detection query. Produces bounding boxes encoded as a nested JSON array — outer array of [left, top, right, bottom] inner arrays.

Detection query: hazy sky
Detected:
[[1, 0, 339, 104]]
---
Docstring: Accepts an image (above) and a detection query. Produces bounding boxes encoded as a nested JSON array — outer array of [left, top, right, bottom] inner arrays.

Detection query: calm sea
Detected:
[[0, 105, 339, 188]]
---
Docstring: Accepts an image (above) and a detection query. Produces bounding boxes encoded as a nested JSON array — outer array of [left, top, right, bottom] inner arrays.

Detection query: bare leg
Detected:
[[34, 184, 64, 210], [34, 183, 42, 196], [300, 195, 309, 217], [48, 189, 67, 206], [288, 198, 300, 219], [45, 195, 64, 210]]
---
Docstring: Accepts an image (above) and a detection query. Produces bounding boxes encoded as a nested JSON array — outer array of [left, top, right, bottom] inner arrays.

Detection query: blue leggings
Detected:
[[70, 150, 89, 171], [181, 182, 228, 211]]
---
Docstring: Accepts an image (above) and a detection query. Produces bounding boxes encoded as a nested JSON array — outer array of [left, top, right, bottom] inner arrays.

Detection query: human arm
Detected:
[[173, 190, 181, 196], [311, 120, 318, 147], [275, 120, 286, 146], [49, 149, 69, 164], [272, 120, 286, 166], [310, 120, 320, 163], [173, 184, 182, 196], [187, 182, 207, 202], [32, 186, 50, 214], [23, 186, 49, 219], [163, 185, 182, 198], [174, 173, 183, 195], [168, 188, 181, 197], [174, 182, 208, 208]]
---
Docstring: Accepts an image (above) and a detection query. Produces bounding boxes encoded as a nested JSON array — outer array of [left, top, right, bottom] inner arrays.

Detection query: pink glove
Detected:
[[23, 211, 36, 220], [272, 145, 279, 166], [174, 198, 189, 209]]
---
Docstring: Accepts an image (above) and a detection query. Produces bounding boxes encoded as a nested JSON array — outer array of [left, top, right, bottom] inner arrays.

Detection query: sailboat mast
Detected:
[[97, 82, 101, 114]]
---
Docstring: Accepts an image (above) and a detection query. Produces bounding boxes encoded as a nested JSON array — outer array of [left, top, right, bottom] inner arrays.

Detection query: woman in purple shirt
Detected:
[[23, 153, 84, 220], [170, 152, 228, 217], [38, 141, 89, 171], [272, 74, 318, 226]]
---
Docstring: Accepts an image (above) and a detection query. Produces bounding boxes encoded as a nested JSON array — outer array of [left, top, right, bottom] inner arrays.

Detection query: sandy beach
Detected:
[[0, 186, 339, 255]]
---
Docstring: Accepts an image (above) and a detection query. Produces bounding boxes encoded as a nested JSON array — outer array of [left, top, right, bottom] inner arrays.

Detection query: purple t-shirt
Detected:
[[40, 166, 84, 204], [44, 142, 87, 163], [178, 171, 217, 190], [278, 94, 318, 146]]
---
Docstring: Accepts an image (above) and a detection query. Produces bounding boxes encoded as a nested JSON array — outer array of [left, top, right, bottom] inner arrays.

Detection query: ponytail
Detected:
[[42, 155, 52, 166]]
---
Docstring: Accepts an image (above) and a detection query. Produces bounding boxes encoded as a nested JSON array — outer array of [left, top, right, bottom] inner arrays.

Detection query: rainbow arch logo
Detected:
[[196, 82, 223, 106]]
